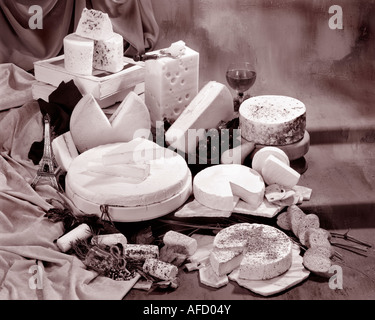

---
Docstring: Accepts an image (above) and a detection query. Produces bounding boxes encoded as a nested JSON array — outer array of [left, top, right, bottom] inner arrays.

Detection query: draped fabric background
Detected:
[[0, 0, 160, 71]]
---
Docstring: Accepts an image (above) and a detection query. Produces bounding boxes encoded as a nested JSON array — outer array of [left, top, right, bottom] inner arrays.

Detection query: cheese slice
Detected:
[[93, 33, 124, 73], [262, 155, 300, 188], [75, 8, 114, 41], [165, 81, 234, 155], [52, 131, 79, 172], [193, 164, 265, 211], [70, 92, 151, 153], [145, 44, 199, 126], [63, 33, 94, 75]]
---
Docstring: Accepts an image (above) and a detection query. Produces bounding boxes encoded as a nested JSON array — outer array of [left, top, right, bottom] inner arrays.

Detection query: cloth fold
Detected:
[[0, 97, 134, 300]]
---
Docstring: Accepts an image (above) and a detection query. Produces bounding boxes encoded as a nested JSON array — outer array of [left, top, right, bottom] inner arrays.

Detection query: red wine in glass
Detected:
[[226, 62, 256, 107]]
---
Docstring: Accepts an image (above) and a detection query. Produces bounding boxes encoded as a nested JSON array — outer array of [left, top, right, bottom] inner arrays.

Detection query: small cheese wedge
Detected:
[[102, 138, 165, 166], [193, 164, 265, 211], [86, 163, 150, 181], [251, 146, 290, 174], [165, 81, 234, 155], [93, 33, 124, 73], [70, 92, 151, 153], [52, 131, 79, 172], [261, 155, 300, 188], [75, 8, 114, 41]]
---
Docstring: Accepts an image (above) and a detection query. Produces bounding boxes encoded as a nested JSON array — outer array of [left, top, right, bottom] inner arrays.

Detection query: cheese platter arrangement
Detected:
[[39, 7, 338, 298]]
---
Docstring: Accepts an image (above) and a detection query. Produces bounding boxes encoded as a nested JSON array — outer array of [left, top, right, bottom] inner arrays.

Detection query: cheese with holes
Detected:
[[52, 131, 79, 172], [211, 223, 293, 280], [145, 44, 199, 126], [70, 92, 151, 153], [75, 8, 114, 41], [262, 155, 300, 188], [63, 33, 94, 75], [239, 95, 306, 145], [93, 33, 124, 73], [193, 164, 265, 211], [165, 81, 234, 155]]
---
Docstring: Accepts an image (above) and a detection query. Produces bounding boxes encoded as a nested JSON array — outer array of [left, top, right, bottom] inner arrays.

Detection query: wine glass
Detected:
[[226, 62, 256, 111]]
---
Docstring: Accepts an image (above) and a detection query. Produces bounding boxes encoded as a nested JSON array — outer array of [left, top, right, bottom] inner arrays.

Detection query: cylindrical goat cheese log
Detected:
[[124, 244, 159, 262], [64, 33, 94, 75], [56, 223, 92, 252], [163, 231, 198, 256], [93, 33, 124, 73], [143, 258, 178, 281], [239, 95, 306, 146]]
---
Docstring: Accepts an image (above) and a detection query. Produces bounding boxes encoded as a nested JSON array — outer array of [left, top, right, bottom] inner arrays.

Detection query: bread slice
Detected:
[[303, 247, 332, 277], [276, 210, 292, 231], [305, 228, 334, 257], [297, 214, 320, 245], [288, 205, 306, 236]]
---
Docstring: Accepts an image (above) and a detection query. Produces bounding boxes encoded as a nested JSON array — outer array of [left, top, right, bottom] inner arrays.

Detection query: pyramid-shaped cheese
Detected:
[[75, 8, 114, 41], [165, 81, 234, 155], [70, 92, 151, 153]]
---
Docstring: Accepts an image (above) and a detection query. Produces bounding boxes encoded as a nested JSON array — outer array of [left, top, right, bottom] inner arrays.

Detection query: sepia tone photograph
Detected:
[[0, 0, 374, 306]]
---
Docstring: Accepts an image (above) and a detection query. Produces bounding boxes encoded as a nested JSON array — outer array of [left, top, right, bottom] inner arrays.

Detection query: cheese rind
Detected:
[[63, 33, 94, 75], [52, 131, 79, 172], [93, 33, 124, 73], [75, 8, 114, 41], [145, 45, 199, 126], [239, 95, 306, 146], [193, 164, 265, 211], [165, 81, 234, 155]]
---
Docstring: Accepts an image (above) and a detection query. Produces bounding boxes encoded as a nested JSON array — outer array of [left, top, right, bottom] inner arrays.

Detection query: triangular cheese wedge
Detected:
[[165, 81, 234, 155]]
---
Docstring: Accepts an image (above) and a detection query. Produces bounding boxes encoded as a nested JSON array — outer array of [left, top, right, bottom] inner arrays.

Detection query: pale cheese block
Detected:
[[145, 44, 199, 126], [193, 164, 265, 212], [63, 33, 94, 75], [66, 139, 191, 208], [239, 95, 306, 146], [261, 155, 300, 188], [70, 92, 151, 153], [212, 223, 293, 280], [251, 146, 290, 174], [52, 131, 79, 172], [93, 33, 124, 73], [163, 231, 198, 256], [75, 8, 114, 41], [165, 81, 234, 155]]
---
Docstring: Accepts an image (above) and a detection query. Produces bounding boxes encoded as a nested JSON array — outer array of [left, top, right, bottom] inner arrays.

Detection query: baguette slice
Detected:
[[305, 228, 334, 257], [303, 247, 332, 278], [288, 205, 306, 236], [297, 214, 320, 246], [276, 210, 292, 231]]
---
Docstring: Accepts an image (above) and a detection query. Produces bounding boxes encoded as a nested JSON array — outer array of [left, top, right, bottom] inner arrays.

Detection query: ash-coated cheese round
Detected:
[[239, 95, 306, 146], [213, 223, 293, 280]]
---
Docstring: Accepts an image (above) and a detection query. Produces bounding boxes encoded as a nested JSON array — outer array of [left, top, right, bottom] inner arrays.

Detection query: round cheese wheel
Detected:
[[65, 139, 192, 221], [70, 92, 151, 153], [239, 95, 306, 145], [212, 223, 293, 280], [193, 164, 265, 211]]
